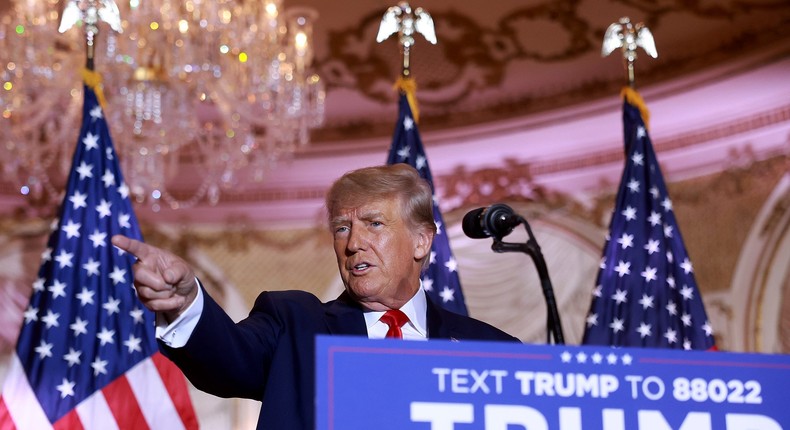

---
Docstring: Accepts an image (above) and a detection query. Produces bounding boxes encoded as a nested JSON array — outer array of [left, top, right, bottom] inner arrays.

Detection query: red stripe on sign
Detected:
[[151, 352, 199, 430], [53, 408, 84, 430], [102, 376, 150, 430], [0, 397, 18, 430]]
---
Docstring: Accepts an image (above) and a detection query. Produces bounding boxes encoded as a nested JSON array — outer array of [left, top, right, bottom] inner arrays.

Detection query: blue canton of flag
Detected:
[[0, 81, 197, 429], [582, 91, 715, 350], [386, 93, 468, 316]]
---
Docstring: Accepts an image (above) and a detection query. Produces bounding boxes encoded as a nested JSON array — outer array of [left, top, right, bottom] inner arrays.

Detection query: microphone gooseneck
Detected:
[[462, 204, 521, 240]]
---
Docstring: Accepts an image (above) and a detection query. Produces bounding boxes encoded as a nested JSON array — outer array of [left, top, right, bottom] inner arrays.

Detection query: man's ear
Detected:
[[413, 227, 434, 261]]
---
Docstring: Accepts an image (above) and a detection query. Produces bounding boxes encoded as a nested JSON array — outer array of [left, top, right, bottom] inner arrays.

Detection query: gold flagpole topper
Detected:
[[602, 17, 658, 88]]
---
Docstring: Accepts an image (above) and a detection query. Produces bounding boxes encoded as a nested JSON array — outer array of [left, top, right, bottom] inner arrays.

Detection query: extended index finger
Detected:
[[111, 234, 149, 260]]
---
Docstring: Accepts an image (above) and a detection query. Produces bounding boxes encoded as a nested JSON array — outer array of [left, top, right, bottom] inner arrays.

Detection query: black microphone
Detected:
[[462, 204, 521, 239]]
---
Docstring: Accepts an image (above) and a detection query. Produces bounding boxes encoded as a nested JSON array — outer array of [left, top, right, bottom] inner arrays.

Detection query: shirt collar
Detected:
[[363, 282, 428, 338]]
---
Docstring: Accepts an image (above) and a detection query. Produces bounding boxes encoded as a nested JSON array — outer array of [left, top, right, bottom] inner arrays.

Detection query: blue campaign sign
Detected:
[[315, 336, 790, 430]]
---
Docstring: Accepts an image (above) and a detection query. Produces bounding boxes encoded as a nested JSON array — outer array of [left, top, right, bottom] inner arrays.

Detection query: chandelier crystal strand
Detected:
[[1, 0, 325, 211], [1, 0, 82, 205]]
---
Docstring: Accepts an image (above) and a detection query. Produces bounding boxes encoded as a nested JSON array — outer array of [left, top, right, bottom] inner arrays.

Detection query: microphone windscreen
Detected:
[[462, 207, 489, 239]]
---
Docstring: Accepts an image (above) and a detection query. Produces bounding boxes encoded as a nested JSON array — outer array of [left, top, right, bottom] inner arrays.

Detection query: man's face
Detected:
[[331, 197, 431, 311]]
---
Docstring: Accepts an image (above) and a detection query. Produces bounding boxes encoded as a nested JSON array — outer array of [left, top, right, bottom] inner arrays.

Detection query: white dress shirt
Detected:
[[156, 281, 430, 347]]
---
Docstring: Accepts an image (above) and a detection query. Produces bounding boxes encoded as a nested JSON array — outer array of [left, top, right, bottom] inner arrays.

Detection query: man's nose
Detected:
[[346, 226, 368, 252]]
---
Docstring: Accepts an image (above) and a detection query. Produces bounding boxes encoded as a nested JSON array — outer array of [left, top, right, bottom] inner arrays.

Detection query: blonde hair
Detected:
[[325, 164, 436, 236]]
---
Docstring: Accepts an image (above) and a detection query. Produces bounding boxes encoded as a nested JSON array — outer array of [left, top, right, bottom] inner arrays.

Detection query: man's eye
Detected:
[[370, 221, 383, 227], [334, 226, 349, 234]]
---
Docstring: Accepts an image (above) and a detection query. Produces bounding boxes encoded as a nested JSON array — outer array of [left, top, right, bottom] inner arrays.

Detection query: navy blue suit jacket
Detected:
[[160, 288, 519, 430]]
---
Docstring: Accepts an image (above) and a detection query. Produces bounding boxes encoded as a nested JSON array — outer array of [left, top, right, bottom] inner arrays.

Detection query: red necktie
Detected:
[[380, 309, 410, 339]]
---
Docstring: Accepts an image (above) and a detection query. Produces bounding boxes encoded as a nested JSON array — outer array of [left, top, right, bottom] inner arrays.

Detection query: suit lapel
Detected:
[[324, 291, 368, 336], [426, 293, 456, 340]]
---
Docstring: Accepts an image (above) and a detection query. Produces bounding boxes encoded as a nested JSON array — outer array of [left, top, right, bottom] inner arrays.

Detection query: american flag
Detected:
[[0, 80, 198, 429], [386, 92, 468, 316], [582, 90, 715, 350]]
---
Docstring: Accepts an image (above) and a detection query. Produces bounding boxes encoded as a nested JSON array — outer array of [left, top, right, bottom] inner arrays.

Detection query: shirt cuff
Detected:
[[155, 279, 204, 348]]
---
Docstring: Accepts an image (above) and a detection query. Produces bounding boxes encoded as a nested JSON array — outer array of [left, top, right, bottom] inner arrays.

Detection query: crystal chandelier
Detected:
[[0, 0, 325, 211]]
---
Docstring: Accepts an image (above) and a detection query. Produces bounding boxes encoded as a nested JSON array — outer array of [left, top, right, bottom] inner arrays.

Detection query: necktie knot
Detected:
[[380, 309, 410, 339]]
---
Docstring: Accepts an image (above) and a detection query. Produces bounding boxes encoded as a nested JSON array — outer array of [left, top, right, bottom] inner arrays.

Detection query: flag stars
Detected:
[[83, 258, 101, 277], [662, 197, 673, 212], [644, 239, 660, 255], [611, 289, 628, 305], [444, 257, 457, 273], [702, 321, 714, 337], [70, 317, 89, 337], [681, 313, 692, 327], [109, 266, 127, 285], [33, 278, 46, 292], [69, 191, 88, 209], [96, 199, 112, 218], [403, 115, 414, 130], [683, 339, 692, 350], [636, 322, 652, 338], [627, 178, 640, 193], [415, 155, 427, 170], [76, 287, 95, 305], [130, 308, 145, 324], [422, 277, 434, 292], [35, 340, 54, 359], [91, 357, 109, 376], [89, 229, 108, 248], [592, 285, 602, 298], [119, 213, 132, 229], [439, 286, 455, 303], [680, 285, 695, 301], [640, 266, 658, 283], [82, 132, 100, 151], [97, 327, 116, 346], [663, 224, 674, 238], [666, 275, 676, 289], [101, 169, 115, 188], [103, 297, 121, 315], [631, 152, 644, 166], [397, 145, 411, 160], [124, 335, 143, 354], [41, 310, 60, 328], [48, 280, 67, 299], [617, 233, 634, 249], [56, 378, 76, 399], [609, 318, 625, 333], [435, 219, 443, 235], [638, 293, 654, 310], [429, 251, 436, 265], [621, 206, 637, 221], [54, 249, 74, 269], [666, 301, 678, 316], [614, 260, 631, 277], [23, 306, 38, 324], [89, 104, 103, 120], [62, 219, 81, 239], [64, 348, 82, 367], [680, 258, 694, 274], [649, 186, 660, 199], [636, 126, 647, 139], [76, 161, 94, 180], [664, 328, 678, 344], [41, 247, 53, 263], [648, 211, 662, 227], [586, 313, 598, 327], [118, 182, 130, 199]]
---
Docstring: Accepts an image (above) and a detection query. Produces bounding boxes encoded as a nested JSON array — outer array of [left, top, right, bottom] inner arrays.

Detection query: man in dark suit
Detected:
[[112, 164, 518, 430]]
